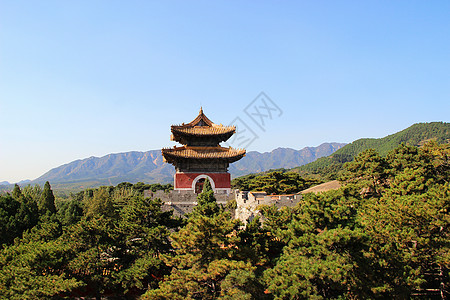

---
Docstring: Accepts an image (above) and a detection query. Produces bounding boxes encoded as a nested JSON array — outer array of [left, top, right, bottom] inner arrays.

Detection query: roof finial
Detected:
[[199, 106, 203, 114]]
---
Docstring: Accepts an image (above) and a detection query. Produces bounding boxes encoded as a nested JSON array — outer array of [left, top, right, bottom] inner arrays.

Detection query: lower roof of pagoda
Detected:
[[162, 146, 246, 163]]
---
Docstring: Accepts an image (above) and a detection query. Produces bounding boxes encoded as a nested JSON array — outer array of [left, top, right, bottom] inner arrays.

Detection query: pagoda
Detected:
[[162, 108, 246, 194]]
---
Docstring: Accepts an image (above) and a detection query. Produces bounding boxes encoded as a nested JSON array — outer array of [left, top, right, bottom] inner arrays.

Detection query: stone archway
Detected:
[[192, 174, 215, 193]]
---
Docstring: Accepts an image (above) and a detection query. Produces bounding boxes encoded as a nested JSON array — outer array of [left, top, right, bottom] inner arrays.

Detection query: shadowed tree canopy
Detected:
[[232, 171, 321, 194]]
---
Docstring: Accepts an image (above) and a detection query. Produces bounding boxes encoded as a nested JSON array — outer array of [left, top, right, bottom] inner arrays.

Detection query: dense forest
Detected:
[[295, 122, 450, 180], [231, 170, 322, 194], [0, 141, 449, 299]]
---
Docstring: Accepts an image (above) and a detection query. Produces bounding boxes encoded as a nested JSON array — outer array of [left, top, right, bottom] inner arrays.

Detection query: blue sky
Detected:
[[1, 1, 449, 183]]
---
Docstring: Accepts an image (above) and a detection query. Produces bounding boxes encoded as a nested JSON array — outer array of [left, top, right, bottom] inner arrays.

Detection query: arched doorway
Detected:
[[192, 174, 215, 193], [195, 178, 205, 193]]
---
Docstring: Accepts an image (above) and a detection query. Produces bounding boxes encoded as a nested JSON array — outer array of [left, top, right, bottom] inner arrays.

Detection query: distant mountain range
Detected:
[[3, 122, 447, 191], [24, 142, 345, 190], [229, 143, 345, 177], [0, 180, 31, 186]]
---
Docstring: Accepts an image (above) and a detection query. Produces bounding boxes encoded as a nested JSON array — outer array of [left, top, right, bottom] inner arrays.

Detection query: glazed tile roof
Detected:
[[162, 108, 246, 167], [172, 126, 235, 136], [162, 146, 246, 160], [170, 107, 236, 143], [183, 107, 214, 127]]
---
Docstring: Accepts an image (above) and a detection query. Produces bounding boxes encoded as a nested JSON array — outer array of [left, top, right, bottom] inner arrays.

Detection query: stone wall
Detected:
[[234, 190, 302, 224], [144, 189, 302, 220], [144, 189, 234, 217]]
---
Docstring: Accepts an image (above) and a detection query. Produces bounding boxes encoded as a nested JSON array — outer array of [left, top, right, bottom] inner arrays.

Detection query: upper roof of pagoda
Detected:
[[171, 108, 236, 145]]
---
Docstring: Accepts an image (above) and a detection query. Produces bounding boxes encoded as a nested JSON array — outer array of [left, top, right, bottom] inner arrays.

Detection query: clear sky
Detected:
[[1, 1, 449, 183]]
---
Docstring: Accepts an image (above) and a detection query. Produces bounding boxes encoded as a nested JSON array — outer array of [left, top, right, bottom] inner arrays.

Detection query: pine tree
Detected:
[[143, 181, 261, 299], [262, 190, 371, 299], [0, 221, 82, 299], [84, 187, 115, 219], [11, 184, 22, 200], [190, 178, 220, 218], [38, 181, 56, 215], [341, 149, 390, 197]]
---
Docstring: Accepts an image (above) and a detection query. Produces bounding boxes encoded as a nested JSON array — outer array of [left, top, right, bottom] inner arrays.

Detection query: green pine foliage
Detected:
[[0, 194, 38, 245], [38, 181, 57, 216], [0, 224, 83, 299], [188, 178, 221, 218], [143, 185, 265, 299], [0, 184, 39, 245], [259, 141, 449, 299], [0, 181, 181, 299], [232, 171, 322, 194], [0, 141, 449, 298]]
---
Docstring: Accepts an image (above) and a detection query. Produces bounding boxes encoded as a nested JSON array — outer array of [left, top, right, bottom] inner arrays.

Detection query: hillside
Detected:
[[294, 122, 450, 179], [30, 142, 345, 190]]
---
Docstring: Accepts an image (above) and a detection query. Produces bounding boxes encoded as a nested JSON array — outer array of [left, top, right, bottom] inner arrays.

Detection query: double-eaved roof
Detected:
[[162, 108, 246, 165]]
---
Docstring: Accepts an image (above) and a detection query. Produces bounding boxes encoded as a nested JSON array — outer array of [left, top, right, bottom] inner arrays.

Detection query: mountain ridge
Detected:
[[30, 142, 345, 189], [294, 122, 450, 179], [3, 122, 448, 191]]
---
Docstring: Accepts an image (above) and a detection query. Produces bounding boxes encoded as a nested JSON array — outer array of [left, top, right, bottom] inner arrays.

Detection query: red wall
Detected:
[[175, 172, 231, 189]]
